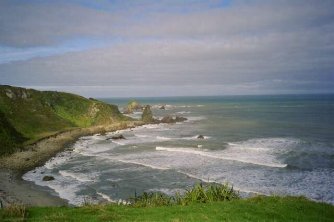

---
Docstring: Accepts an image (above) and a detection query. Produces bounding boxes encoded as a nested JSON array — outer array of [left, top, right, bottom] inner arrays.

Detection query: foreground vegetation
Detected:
[[1, 184, 333, 221], [1, 195, 333, 222], [131, 183, 239, 207], [0, 85, 129, 155]]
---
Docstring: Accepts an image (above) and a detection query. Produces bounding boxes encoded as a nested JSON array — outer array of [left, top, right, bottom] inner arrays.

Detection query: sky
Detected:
[[0, 0, 333, 97]]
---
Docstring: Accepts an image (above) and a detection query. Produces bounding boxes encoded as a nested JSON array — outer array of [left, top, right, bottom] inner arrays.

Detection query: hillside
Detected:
[[0, 85, 128, 155], [0, 110, 27, 155]]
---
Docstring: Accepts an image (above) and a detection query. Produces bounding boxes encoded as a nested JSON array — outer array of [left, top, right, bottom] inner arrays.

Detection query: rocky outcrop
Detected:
[[160, 116, 174, 123], [175, 116, 187, 122], [142, 105, 155, 123], [123, 100, 142, 114], [42, 176, 55, 181], [197, 135, 205, 139], [110, 134, 126, 140], [160, 115, 187, 123]]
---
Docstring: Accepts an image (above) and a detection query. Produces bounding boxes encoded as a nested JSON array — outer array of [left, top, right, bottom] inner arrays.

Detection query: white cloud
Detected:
[[0, 0, 333, 96]]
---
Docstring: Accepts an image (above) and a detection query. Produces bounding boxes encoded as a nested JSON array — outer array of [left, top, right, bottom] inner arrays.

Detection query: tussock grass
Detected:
[[131, 183, 239, 207], [1, 203, 27, 221]]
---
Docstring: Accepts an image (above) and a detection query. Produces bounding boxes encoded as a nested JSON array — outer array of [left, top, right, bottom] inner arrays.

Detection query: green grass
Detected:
[[1, 196, 333, 222], [0, 109, 27, 155], [0, 85, 128, 155]]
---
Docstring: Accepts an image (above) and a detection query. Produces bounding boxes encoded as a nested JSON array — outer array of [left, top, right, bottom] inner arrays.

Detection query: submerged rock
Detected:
[[42, 176, 55, 181], [159, 105, 165, 110], [197, 135, 205, 139]]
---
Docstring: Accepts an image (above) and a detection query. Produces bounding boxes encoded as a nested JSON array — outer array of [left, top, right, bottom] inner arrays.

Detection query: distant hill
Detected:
[[0, 85, 128, 155]]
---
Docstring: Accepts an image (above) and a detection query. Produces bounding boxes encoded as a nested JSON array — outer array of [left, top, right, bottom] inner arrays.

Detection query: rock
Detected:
[[123, 100, 142, 114], [160, 115, 175, 123], [197, 135, 205, 139], [25, 158, 30, 161], [175, 116, 187, 122], [111, 134, 126, 140], [5, 89, 14, 99], [142, 105, 154, 123], [42, 176, 55, 181], [21, 91, 28, 99], [160, 115, 187, 123], [159, 105, 165, 110]]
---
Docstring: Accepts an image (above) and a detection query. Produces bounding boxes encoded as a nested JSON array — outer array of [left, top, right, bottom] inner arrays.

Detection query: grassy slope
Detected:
[[1, 196, 333, 222], [0, 110, 26, 155], [0, 85, 127, 155]]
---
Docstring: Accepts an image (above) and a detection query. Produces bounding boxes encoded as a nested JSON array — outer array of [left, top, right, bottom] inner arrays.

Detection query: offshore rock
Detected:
[[175, 116, 187, 122], [42, 176, 55, 181], [160, 115, 174, 123], [142, 105, 154, 123], [111, 134, 126, 140], [123, 100, 142, 114], [160, 115, 187, 123]]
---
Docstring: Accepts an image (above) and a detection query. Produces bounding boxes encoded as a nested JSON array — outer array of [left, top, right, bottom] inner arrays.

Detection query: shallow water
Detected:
[[23, 95, 334, 205]]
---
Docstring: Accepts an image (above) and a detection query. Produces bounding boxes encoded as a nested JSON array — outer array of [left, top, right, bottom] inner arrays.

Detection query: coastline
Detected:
[[0, 120, 144, 207]]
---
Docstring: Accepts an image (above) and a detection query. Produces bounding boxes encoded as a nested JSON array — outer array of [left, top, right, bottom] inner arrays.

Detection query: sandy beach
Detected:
[[0, 121, 144, 207], [0, 169, 67, 207]]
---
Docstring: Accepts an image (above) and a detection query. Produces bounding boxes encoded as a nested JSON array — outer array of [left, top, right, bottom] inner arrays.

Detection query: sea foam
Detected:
[[156, 146, 287, 168]]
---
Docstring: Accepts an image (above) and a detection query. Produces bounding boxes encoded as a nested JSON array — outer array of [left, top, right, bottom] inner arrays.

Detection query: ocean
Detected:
[[23, 94, 334, 205]]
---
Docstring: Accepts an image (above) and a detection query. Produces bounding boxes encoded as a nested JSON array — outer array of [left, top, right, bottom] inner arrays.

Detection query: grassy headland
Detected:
[[0, 85, 145, 171], [0, 85, 144, 207], [0, 85, 130, 156]]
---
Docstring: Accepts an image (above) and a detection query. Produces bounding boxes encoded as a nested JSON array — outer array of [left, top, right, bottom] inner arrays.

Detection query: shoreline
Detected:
[[0, 120, 144, 207]]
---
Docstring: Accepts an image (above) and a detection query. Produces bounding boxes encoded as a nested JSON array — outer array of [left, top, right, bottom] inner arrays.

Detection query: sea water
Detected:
[[23, 95, 334, 205]]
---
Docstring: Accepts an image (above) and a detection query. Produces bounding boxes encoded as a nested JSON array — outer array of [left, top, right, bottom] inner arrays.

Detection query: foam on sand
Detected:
[[96, 192, 115, 203], [59, 170, 97, 182], [114, 159, 170, 170], [23, 168, 87, 206]]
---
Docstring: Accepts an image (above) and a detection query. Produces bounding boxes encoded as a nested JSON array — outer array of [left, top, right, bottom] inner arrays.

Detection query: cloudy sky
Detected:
[[0, 0, 333, 97]]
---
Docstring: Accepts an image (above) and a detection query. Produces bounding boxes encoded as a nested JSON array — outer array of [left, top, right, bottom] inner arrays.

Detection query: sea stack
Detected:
[[142, 105, 154, 123]]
